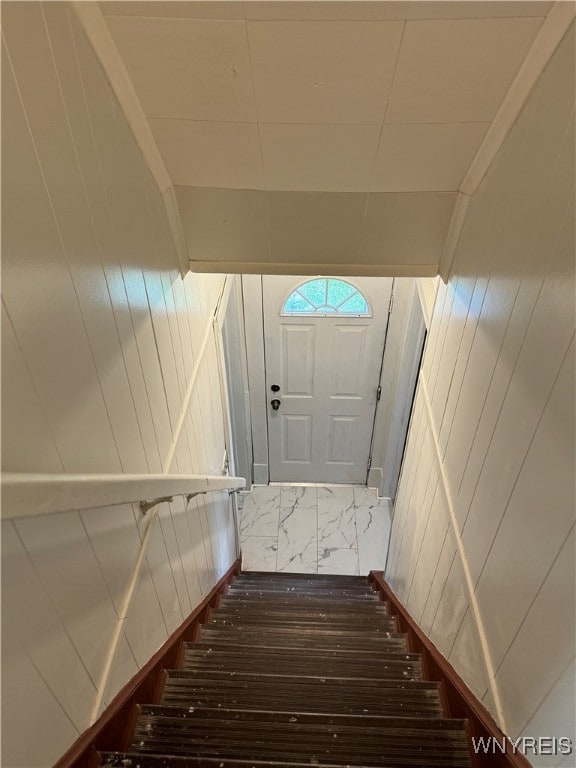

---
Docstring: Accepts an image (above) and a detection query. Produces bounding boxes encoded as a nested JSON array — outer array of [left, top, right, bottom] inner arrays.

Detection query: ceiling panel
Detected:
[[150, 119, 263, 188], [242, 2, 552, 21], [106, 17, 256, 121], [175, 188, 456, 270], [176, 187, 270, 262], [361, 192, 456, 265], [260, 123, 381, 192], [181, 216, 271, 262], [268, 192, 367, 264], [247, 20, 404, 124], [372, 123, 489, 192], [101, 2, 552, 22], [176, 186, 268, 223], [386, 18, 543, 124], [102, 2, 245, 19], [269, 222, 363, 264], [268, 191, 367, 228]]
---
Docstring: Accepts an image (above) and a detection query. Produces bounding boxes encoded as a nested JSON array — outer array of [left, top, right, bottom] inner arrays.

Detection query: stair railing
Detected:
[[0, 472, 245, 520], [1, 471, 245, 723]]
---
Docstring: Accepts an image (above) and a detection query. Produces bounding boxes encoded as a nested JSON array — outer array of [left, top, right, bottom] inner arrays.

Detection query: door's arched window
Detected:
[[281, 278, 371, 317]]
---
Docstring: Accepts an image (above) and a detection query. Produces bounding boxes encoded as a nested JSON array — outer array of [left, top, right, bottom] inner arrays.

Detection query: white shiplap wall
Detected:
[[387, 23, 575, 764], [1, 4, 235, 767]]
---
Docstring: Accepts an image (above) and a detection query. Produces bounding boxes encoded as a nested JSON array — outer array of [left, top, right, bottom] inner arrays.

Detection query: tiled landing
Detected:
[[238, 485, 392, 576]]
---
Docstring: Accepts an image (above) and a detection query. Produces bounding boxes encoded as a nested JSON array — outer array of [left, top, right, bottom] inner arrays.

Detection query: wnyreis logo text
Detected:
[[471, 736, 573, 756]]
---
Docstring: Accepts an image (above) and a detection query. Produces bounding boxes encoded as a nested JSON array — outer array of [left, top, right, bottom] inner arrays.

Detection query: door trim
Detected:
[[242, 275, 269, 485], [263, 275, 393, 484], [243, 275, 426, 492], [365, 283, 395, 484]]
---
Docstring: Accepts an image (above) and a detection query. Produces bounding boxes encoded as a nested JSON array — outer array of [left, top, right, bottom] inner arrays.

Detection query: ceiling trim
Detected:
[[438, 191, 470, 281], [461, 1, 575, 197], [71, 1, 189, 277], [189, 260, 439, 277], [440, 1, 575, 281]]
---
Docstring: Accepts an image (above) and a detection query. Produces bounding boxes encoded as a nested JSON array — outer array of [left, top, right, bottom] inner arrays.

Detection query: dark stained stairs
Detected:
[[97, 572, 473, 768]]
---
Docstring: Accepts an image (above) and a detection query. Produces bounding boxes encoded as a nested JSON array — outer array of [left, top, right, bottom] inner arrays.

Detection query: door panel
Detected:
[[327, 416, 358, 464], [282, 414, 312, 463], [281, 326, 315, 395], [264, 276, 392, 483], [329, 325, 368, 396]]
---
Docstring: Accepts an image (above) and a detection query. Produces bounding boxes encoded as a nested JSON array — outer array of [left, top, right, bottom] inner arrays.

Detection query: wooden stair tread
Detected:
[[95, 570, 472, 768], [182, 653, 422, 678], [128, 706, 471, 765], [138, 704, 466, 728], [99, 752, 453, 768], [211, 607, 394, 622]]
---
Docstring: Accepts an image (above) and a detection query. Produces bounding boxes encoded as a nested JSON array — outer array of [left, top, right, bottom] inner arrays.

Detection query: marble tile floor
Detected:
[[238, 484, 392, 576]]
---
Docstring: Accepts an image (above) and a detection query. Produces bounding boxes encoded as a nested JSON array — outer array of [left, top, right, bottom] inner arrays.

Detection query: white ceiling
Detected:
[[100, 1, 550, 273], [176, 187, 456, 268]]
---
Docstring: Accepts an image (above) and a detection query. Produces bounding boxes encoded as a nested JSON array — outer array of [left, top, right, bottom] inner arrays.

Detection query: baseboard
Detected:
[[367, 466, 384, 494], [253, 463, 269, 485], [368, 571, 531, 768], [53, 559, 241, 768]]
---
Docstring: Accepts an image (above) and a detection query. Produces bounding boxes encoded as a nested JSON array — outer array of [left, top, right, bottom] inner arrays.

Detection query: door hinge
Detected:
[[388, 293, 394, 315], [376, 385, 382, 401], [367, 456, 372, 472]]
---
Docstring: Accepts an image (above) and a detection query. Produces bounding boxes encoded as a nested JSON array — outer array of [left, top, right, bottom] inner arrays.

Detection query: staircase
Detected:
[[97, 572, 473, 768]]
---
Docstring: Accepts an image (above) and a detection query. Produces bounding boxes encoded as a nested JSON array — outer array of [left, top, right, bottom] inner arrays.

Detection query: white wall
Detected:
[[416, 276, 440, 329], [387, 24, 575, 766], [1, 4, 235, 766], [369, 277, 426, 498]]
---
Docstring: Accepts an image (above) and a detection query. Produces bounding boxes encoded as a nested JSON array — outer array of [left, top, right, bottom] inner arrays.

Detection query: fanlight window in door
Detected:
[[281, 278, 371, 317]]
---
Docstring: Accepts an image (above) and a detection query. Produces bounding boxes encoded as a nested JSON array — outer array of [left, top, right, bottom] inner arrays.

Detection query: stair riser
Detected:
[[132, 715, 471, 744], [199, 629, 407, 651], [232, 580, 374, 591], [102, 752, 465, 768], [208, 618, 398, 631], [230, 587, 376, 598], [160, 694, 444, 718], [181, 660, 422, 679], [220, 603, 387, 614], [130, 736, 472, 767], [161, 681, 443, 713], [214, 604, 388, 616], [165, 670, 423, 686], [185, 643, 418, 662], [222, 594, 384, 603]]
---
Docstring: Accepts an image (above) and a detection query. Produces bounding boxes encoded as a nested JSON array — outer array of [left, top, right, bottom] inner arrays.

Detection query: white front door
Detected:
[[263, 276, 393, 483]]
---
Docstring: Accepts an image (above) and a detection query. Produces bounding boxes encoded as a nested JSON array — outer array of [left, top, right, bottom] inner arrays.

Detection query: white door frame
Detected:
[[242, 275, 427, 497], [262, 275, 393, 484], [241, 275, 270, 485], [216, 275, 254, 486]]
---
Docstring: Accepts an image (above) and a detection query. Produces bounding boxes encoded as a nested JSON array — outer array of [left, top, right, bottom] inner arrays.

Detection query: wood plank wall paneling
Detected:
[[52, 559, 241, 768], [389, 23, 575, 749], [369, 571, 533, 768], [1, 4, 236, 766]]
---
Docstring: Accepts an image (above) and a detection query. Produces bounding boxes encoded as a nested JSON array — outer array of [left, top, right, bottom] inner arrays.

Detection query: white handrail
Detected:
[[0, 473, 245, 520]]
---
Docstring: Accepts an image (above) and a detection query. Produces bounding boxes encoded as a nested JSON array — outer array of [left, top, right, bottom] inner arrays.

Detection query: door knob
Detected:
[[270, 399, 281, 411], [271, 384, 280, 392]]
